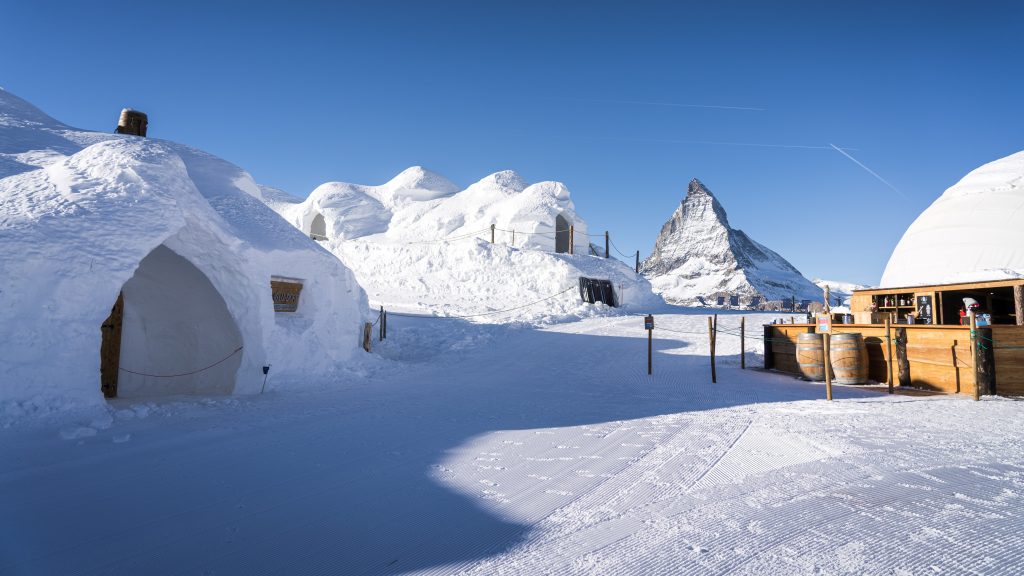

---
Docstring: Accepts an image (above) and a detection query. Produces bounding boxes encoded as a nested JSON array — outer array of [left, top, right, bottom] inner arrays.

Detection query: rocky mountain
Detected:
[[640, 178, 822, 306]]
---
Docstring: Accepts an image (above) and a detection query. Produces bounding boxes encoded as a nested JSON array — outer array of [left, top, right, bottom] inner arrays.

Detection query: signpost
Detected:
[[817, 312, 833, 401], [645, 314, 654, 375]]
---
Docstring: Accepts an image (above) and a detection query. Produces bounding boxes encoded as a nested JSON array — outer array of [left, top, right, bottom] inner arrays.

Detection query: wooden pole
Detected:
[[740, 317, 746, 369], [363, 322, 372, 352], [708, 316, 717, 383], [1015, 285, 1024, 325], [512, 229, 515, 247], [569, 225, 574, 254], [383, 310, 387, 339], [824, 332, 833, 401], [885, 315, 894, 394], [647, 326, 653, 376], [379, 306, 384, 341], [490, 224, 495, 244], [970, 311, 979, 401], [635, 250, 640, 273], [605, 231, 609, 258]]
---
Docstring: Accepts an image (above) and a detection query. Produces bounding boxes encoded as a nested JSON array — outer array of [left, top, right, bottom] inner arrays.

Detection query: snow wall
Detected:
[[881, 150, 1024, 287], [0, 89, 370, 412]]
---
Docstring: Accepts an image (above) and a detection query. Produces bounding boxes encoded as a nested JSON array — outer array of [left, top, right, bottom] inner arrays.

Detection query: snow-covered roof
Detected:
[[880, 150, 1024, 288]]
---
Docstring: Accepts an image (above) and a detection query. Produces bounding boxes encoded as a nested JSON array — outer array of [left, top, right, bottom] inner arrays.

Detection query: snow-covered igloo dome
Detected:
[[0, 89, 370, 411], [880, 150, 1024, 288]]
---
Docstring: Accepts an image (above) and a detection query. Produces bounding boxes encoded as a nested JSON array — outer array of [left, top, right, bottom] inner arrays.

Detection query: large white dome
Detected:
[[880, 150, 1024, 288]]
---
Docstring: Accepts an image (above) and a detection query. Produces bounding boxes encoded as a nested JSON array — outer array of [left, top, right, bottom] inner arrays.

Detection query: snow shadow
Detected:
[[1, 317, 877, 576]]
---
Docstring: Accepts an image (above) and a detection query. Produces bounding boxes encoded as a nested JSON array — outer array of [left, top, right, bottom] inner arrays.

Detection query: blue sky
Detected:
[[3, 1, 1021, 285]]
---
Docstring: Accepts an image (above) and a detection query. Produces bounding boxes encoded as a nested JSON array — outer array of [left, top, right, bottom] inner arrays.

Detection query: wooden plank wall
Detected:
[[991, 325, 1024, 395], [765, 324, 815, 375], [765, 324, 979, 395]]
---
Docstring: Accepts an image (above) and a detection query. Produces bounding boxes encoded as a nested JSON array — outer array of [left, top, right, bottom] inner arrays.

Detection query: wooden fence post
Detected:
[[824, 332, 833, 401], [379, 306, 384, 341], [383, 310, 387, 339], [885, 316, 894, 394], [708, 315, 717, 383], [512, 229, 515, 247], [363, 322, 372, 352], [740, 316, 746, 369], [569, 225, 574, 255], [636, 250, 639, 273], [605, 231, 609, 258], [490, 224, 495, 244]]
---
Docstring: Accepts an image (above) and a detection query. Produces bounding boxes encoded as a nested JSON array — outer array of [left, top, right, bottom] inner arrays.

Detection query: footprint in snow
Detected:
[[479, 479, 499, 487]]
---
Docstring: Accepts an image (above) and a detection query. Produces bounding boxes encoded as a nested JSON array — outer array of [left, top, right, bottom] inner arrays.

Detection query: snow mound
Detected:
[[641, 178, 821, 305], [264, 167, 658, 320], [0, 88, 370, 412], [881, 150, 1024, 287]]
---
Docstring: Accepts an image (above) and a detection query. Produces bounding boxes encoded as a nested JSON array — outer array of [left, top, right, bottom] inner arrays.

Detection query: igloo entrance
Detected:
[[555, 213, 570, 253], [310, 212, 327, 241], [99, 245, 243, 398]]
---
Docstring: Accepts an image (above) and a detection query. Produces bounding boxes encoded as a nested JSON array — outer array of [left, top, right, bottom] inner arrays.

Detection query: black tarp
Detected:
[[578, 277, 617, 307]]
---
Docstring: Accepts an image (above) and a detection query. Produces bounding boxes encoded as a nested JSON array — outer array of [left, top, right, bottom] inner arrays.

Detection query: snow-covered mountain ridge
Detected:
[[641, 178, 821, 305]]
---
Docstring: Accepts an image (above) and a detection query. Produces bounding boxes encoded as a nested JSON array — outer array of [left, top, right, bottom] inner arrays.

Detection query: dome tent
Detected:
[[0, 89, 369, 411], [881, 150, 1024, 288]]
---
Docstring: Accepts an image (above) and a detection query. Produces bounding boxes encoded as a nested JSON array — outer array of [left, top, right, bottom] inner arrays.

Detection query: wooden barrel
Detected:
[[830, 332, 869, 384], [796, 333, 830, 381]]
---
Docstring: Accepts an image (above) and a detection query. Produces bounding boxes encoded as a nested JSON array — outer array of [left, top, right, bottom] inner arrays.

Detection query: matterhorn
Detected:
[[641, 178, 821, 306]]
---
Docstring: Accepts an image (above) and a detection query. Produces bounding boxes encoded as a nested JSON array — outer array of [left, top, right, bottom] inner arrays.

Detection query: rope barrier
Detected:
[[119, 346, 244, 378], [387, 286, 577, 320]]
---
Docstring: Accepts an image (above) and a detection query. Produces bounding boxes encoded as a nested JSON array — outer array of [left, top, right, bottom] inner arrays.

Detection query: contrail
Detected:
[[829, 143, 905, 198], [545, 97, 764, 111], [594, 136, 850, 150]]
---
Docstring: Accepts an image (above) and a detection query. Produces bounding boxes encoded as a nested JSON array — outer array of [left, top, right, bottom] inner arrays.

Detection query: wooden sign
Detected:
[[817, 313, 832, 333], [271, 279, 304, 313], [644, 315, 654, 330]]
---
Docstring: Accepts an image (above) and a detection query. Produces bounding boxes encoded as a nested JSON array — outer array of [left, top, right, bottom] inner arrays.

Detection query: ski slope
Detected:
[[4, 311, 1023, 575]]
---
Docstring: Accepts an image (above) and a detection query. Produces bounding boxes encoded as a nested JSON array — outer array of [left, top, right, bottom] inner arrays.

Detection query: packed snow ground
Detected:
[[4, 310, 1024, 575]]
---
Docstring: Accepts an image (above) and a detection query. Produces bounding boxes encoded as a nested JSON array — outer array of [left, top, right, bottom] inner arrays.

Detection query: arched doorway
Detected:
[[555, 214, 570, 254], [99, 244, 243, 398], [310, 212, 327, 241]]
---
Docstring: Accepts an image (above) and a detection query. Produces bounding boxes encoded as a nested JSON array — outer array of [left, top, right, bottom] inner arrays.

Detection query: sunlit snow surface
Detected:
[[4, 311, 1023, 575]]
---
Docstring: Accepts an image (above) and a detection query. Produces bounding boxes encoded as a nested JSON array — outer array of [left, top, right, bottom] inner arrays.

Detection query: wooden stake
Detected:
[[490, 224, 495, 244], [383, 310, 387, 339], [648, 327, 653, 375], [635, 250, 640, 273], [512, 229, 515, 247], [740, 316, 746, 369], [885, 315, 894, 394], [824, 332, 832, 401], [362, 322, 372, 352], [569, 225, 574, 255], [379, 305, 384, 341], [708, 316, 717, 383]]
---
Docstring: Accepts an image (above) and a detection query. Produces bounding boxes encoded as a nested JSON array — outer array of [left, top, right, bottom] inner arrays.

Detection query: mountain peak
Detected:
[[688, 178, 712, 196], [641, 178, 820, 305]]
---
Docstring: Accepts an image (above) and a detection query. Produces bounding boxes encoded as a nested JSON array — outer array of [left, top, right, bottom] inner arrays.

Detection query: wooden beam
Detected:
[[1015, 285, 1024, 326]]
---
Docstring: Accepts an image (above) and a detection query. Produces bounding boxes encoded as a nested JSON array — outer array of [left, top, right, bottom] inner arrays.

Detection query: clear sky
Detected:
[[3, 1, 1021, 285]]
